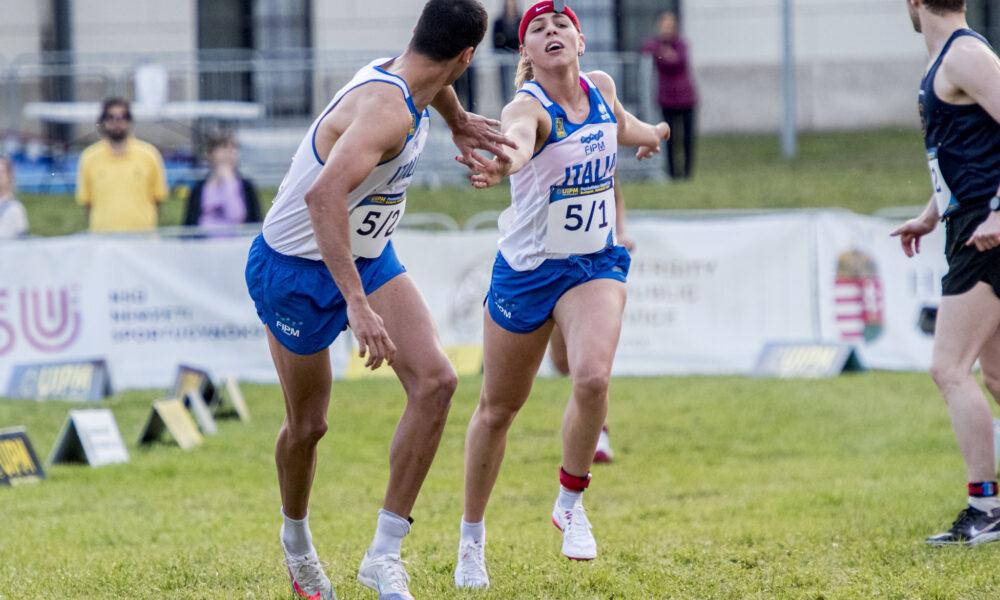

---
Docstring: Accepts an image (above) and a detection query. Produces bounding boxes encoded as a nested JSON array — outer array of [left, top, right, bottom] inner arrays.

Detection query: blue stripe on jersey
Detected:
[[519, 77, 618, 159], [310, 76, 427, 166], [920, 29, 1000, 208]]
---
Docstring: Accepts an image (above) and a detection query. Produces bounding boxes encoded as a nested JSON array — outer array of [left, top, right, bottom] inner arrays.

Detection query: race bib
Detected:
[[546, 179, 615, 254], [927, 148, 957, 218], [349, 193, 406, 258]]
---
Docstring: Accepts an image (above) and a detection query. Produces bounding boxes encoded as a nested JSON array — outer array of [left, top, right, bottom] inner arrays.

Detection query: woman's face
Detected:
[[658, 13, 677, 39], [520, 12, 583, 70], [209, 141, 239, 168]]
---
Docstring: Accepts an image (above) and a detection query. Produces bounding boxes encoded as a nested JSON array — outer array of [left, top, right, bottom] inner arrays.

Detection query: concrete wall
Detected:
[[71, 0, 195, 55], [0, 1, 44, 61], [680, 0, 928, 133], [0, 0, 938, 136]]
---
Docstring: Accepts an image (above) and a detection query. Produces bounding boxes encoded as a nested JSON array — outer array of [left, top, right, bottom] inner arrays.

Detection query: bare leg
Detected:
[[552, 279, 627, 477], [267, 330, 333, 520], [463, 310, 553, 522], [549, 323, 570, 376], [930, 282, 1000, 482], [367, 274, 459, 518]]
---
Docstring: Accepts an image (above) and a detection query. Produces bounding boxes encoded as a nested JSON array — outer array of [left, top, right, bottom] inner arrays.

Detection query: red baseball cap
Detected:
[[518, 1, 581, 45]]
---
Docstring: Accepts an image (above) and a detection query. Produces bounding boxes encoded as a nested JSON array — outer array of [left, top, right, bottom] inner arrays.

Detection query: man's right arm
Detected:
[[304, 95, 410, 368]]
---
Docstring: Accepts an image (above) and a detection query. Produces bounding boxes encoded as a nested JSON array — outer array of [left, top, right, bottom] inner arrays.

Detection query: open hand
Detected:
[[346, 301, 396, 370], [451, 112, 519, 167], [890, 216, 937, 257], [457, 152, 514, 189]]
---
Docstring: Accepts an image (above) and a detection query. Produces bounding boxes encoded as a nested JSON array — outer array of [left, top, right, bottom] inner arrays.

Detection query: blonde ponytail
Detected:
[[514, 57, 534, 90]]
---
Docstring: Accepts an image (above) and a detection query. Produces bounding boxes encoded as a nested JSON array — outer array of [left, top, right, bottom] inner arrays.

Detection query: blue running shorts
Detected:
[[486, 245, 631, 334], [245, 234, 406, 355]]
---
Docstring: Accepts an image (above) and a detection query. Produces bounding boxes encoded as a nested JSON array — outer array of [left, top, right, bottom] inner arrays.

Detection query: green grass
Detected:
[[2, 372, 999, 599], [20, 129, 930, 237]]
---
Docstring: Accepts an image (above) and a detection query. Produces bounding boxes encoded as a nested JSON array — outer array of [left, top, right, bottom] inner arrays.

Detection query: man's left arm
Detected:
[[150, 148, 168, 220], [948, 42, 1000, 250], [430, 85, 517, 166]]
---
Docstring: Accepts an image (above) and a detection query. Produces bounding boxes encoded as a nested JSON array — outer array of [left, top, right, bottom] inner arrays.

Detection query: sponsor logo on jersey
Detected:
[[555, 117, 566, 139]]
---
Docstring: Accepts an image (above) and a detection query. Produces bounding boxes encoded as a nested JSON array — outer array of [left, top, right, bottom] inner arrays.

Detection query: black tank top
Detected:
[[919, 29, 1000, 213]]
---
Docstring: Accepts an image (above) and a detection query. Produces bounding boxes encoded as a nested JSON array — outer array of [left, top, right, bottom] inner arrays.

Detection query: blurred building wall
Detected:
[[0, 0, 955, 135]]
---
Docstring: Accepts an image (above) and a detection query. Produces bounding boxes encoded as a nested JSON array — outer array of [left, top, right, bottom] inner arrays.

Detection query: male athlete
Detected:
[[892, 0, 1000, 546], [245, 1, 515, 597]]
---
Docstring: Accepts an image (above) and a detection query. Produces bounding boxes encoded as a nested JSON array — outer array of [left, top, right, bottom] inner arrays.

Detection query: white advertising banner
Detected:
[[0, 211, 951, 392], [814, 211, 947, 371], [614, 214, 817, 375], [0, 234, 273, 392]]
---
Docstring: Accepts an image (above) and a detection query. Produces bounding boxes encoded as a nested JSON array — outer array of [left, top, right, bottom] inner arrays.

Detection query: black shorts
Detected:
[[942, 203, 1000, 297]]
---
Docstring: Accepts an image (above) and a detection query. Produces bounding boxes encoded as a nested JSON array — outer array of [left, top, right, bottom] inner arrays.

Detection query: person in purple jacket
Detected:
[[641, 11, 698, 179]]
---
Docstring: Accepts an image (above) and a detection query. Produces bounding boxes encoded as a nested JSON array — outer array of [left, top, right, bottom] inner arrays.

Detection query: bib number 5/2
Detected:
[[356, 209, 401, 238], [350, 193, 406, 258]]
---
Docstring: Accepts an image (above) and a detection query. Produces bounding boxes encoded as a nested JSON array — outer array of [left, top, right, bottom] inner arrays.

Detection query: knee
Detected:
[[410, 364, 457, 416], [476, 399, 519, 433], [284, 417, 328, 448], [572, 369, 611, 406], [929, 359, 966, 394]]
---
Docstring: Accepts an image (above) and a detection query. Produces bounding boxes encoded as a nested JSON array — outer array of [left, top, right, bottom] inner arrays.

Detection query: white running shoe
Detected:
[[454, 537, 490, 588], [281, 541, 337, 600], [594, 426, 614, 463], [357, 551, 415, 600], [551, 501, 597, 560]]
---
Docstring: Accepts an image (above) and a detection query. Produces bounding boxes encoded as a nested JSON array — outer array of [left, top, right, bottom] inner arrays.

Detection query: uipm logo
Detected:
[[0, 286, 83, 355]]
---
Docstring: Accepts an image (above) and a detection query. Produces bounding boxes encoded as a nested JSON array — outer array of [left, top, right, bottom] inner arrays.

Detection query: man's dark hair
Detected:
[[411, 0, 488, 61], [99, 97, 132, 122], [923, 0, 965, 14]]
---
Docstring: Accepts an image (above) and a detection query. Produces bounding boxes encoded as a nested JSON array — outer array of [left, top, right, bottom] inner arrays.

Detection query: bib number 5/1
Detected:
[[350, 193, 406, 258], [546, 180, 616, 254]]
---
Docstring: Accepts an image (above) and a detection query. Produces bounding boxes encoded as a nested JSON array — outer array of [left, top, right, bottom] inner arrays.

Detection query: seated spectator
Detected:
[[77, 97, 168, 231], [183, 131, 261, 227], [0, 156, 28, 238]]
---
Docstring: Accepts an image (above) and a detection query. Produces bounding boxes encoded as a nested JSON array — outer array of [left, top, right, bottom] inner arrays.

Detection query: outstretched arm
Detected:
[[431, 86, 519, 165], [461, 96, 544, 189]]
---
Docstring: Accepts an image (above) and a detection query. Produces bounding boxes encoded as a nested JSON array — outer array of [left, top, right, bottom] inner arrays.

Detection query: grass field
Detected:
[[19, 129, 931, 237], [2, 372, 999, 599]]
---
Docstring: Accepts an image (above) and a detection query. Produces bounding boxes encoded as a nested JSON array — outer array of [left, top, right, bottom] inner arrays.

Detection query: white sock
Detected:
[[460, 518, 486, 544], [280, 508, 313, 556], [557, 486, 583, 509], [969, 495, 1000, 514], [368, 509, 411, 557]]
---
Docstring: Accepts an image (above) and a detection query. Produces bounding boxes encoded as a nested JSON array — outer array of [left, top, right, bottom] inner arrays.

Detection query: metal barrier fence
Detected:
[[1, 49, 663, 188]]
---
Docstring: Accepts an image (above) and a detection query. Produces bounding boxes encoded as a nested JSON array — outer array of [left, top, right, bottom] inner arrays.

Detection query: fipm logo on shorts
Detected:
[[274, 313, 303, 338]]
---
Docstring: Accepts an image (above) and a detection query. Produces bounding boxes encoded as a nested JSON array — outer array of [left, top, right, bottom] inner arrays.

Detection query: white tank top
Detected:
[[499, 74, 619, 271], [262, 57, 430, 261]]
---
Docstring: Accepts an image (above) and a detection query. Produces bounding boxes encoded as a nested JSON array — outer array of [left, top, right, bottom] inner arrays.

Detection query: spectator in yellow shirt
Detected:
[[76, 97, 168, 231]]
